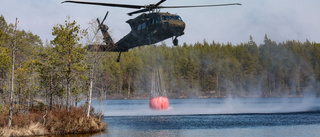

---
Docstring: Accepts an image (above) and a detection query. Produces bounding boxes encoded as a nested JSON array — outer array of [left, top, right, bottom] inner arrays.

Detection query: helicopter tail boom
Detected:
[[99, 24, 115, 47], [87, 44, 123, 52], [88, 11, 126, 52]]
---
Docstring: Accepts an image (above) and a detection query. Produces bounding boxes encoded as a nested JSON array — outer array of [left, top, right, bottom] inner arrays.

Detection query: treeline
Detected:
[[101, 36, 320, 98], [1, 15, 320, 113]]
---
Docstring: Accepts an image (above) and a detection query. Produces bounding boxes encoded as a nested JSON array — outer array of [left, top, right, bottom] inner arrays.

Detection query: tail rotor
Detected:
[[92, 11, 109, 41]]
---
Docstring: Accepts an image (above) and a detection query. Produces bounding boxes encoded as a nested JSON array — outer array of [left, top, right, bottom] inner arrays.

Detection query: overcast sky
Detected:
[[1, 0, 320, 46]]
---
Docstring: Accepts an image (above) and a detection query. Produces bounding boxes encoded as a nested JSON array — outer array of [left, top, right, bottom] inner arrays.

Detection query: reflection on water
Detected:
[[41, 132, 105, 137], [100, 112, 320, 137], [101, 125, 320, 137]]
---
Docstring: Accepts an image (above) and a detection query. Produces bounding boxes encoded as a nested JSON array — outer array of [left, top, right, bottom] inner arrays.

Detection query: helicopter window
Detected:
[[152, 17, 160, 24], [142, 22, 146, 29], [162, 15, 170, 20], [156, 16, 160, 23], [175, 16, 182, 21], [170, 16, 176, 20], [138, 24, 142, 31]]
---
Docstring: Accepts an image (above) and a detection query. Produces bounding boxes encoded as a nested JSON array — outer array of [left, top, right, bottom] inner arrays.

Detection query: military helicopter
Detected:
[[62, 0, 241, 62]]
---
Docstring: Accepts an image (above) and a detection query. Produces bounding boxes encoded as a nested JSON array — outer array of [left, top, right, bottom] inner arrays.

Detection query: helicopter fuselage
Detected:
[[110, 12, 185, 52], [63, 0, 241, 61]]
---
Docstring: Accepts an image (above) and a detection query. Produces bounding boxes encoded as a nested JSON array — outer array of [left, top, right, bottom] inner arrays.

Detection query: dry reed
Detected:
[[0, 105, 107, 137]]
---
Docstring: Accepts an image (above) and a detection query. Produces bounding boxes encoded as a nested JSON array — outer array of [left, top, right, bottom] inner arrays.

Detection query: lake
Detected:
[[62, 97, 320, 137]]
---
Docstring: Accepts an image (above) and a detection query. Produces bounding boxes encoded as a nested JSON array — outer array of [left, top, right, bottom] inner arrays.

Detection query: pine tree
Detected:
[[51, 17, 87, 111]]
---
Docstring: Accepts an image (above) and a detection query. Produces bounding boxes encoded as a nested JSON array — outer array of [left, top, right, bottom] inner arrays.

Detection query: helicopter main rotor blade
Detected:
[[128, 2, 241, 15], [62, 0, 241, 16], [62, 0, 144, 9], [127, 0, 167, 16], [154, 0, 167, 7], [128, 9, 150, 16], [159, 3, 241, 9]]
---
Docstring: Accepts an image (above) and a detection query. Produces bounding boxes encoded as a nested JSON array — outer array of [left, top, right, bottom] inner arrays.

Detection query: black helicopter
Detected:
[[62, 0, 241, 62]]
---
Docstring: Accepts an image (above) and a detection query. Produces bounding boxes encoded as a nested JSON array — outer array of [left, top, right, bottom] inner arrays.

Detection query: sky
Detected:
[[1, 0, 320, 46]]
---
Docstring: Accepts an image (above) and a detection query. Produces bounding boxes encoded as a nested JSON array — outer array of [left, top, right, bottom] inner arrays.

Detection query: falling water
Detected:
[[150, 67, 167, 98]]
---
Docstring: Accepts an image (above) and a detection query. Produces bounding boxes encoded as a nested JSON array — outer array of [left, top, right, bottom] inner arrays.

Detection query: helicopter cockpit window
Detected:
[[170, 16, 176, 20], [162, 15, 170, 20], [175, 16, 182, 21], [138, 24, 142, 31]]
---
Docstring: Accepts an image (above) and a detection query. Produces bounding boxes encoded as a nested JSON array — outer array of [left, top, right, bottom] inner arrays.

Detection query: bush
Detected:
[[45, 106, 107, 134], [0, 105, 107, 136]]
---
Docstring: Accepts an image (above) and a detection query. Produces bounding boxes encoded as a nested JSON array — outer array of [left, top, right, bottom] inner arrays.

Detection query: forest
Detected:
[[0, 15, 106, 135], [1, 14, 320, 111]]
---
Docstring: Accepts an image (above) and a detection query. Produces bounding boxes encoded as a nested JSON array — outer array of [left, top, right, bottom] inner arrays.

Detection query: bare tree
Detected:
[[8, 18, 18, 127], [86, 19, 104, 117]]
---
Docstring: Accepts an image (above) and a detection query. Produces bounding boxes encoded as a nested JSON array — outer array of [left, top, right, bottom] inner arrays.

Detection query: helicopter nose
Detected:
[[170, 21, 185, 35]]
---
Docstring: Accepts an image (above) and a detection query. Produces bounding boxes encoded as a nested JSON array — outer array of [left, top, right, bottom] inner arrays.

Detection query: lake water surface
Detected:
[[68, 98, 320, 137]]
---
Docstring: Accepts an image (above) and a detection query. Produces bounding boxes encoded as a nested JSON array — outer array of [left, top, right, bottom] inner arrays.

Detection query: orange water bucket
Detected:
[[149, 96, 169, 110]]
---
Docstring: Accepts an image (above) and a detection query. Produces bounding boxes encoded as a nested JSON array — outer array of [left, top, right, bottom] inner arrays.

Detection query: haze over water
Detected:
[[94, 97, 320, 116], [85, 98, 320, 137]]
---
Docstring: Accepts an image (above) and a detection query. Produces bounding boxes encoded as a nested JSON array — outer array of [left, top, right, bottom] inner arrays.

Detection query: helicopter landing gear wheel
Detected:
[[173, 37, 178, 46]]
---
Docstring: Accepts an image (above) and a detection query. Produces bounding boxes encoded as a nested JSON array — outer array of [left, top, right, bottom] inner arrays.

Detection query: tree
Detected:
[[8, 18, 18, 127], [0, 47, 10, 103], [51, 17, 87, 111]]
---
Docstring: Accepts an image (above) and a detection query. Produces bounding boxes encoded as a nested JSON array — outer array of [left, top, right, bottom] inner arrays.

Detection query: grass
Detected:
[[0, 105, 107, 137], [0, 122, 48, 137]]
